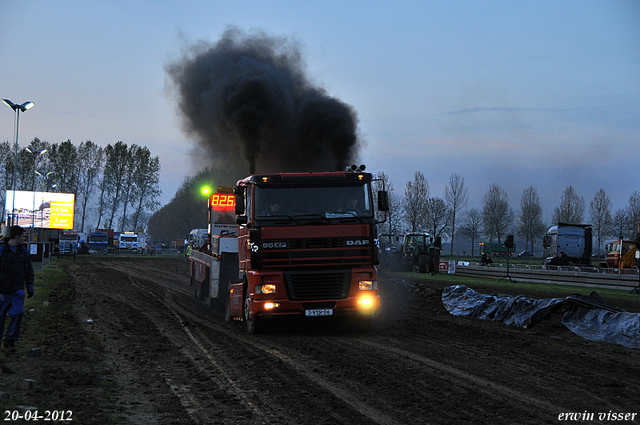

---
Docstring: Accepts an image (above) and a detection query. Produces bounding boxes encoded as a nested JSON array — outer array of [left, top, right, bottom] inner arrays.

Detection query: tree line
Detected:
[[147, 166, 640, 253], [375, 171, 640, 257], [147, 166, 238, 243], [0, 138, 161, 233]]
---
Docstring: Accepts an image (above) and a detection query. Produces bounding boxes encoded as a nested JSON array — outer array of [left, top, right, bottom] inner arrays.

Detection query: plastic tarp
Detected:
[[442, 285, 640, 349]]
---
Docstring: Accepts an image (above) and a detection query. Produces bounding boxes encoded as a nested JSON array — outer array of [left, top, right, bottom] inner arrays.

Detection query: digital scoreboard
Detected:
[[209, 187, 235, 210]]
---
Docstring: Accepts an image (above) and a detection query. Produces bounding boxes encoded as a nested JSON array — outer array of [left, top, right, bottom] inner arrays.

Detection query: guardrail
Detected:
[[454, 262, 640, 291]]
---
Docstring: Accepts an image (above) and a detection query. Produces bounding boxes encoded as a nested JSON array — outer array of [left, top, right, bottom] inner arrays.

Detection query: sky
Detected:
[[1, 0, 639, 224]]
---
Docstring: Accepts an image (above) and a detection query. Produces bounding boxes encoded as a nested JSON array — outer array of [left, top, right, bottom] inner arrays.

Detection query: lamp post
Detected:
[[26, 148, 47, 237], [35, 172, 55, 230], [36, 170, 54, 230], [2, 99, 35, 226]]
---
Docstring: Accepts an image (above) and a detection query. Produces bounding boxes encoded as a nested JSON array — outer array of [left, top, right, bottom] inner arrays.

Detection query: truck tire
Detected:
[[418, 254, 428, 273], [244, 297, 262, 334]]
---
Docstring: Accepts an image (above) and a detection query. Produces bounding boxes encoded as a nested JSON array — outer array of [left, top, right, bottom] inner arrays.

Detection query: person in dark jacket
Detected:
[[0, 226, 34, 352]]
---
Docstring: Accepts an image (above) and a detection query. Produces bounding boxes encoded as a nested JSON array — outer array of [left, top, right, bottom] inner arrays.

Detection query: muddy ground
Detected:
[[1, 255, 639, 424]]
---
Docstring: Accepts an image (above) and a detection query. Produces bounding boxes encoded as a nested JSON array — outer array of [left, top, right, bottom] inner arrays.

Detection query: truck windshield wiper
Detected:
[[291, 213, 331, 224], [259, 214, 302, 225], [324, 211, 364, 223]]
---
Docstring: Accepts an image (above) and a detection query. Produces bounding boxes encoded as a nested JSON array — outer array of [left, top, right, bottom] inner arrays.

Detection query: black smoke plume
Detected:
[[166, 28, 363, 178]]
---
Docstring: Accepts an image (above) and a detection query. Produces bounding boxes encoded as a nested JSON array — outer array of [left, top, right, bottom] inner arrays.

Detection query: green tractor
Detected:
[[392, 232, 442, 274]]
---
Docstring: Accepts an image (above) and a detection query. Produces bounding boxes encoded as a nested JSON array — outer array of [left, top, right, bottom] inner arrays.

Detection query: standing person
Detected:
[[0, 226, 35, 352]]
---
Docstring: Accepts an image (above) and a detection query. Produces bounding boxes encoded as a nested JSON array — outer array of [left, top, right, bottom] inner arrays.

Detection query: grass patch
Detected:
[[0, 257, 124, 423]]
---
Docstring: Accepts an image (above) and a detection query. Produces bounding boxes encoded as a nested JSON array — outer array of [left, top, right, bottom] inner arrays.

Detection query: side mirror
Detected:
[[377, 191, 389, 212], [236, 216, 247, 225], [235, 194, 245, 216], [434, 236, 442, 249]]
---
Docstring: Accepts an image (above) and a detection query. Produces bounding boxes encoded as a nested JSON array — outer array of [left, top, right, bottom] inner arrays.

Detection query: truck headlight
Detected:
[[256, 284, 277, 294], [358, 296, 374, 307], [358, 280, 378, 290]]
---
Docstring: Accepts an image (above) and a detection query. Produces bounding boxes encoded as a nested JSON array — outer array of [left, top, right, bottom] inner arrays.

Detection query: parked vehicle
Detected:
[[542, 223, 592, 266], [59, 232, 80, 255], [187, 228, 209, 251], [389, 232, 441, 273], [479, 242, 515, 257], [88, 229, 114, 253], [119, 232, 147, 254], [601, 239, 639, 269]]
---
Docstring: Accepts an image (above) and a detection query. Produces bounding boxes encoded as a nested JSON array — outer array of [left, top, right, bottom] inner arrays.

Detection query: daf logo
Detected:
[[263, 241, 287, 249], [347, 239, 369, 246]]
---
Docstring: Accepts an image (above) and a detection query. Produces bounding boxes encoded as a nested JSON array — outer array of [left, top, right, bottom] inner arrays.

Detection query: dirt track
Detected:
[[4, 256, 640, 424]]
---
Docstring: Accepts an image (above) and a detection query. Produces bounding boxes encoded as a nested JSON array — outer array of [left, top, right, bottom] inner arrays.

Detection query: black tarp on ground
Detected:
[[441, 285, 640, 349]]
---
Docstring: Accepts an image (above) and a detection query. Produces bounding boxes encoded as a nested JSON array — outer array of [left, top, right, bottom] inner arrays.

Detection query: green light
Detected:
[[201, 186, 211, 195]]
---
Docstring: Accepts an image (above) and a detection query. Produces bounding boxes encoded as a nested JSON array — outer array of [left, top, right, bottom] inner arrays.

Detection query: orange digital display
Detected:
[[210, 194, 235, 209]]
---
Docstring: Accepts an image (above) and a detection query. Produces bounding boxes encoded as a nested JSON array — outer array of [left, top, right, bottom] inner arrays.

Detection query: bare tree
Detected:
[[76, 141, 104, 232], [516, 186, 546, 252], [444, 173, 468, 255], [47, 140, 79, 194], [129, 147, 162, 231], [103, 141, 130, 230], [424, 197, 449, 239], [373, 172, 402, 235], [626, 191, 640, 237], [482, 183, 514, 243], [611, 209, 628, 239], [459, 208, 482, 256], [552, 186, 585, 224], [589, 188, 613, 257], [402, 171, 429, 232], [118, 144, 140, 231], [21, 138, 51, 191]]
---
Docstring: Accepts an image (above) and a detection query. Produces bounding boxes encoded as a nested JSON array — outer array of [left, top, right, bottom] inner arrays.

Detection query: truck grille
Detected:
[[261, 237, 371, 267], [284, 270, 351, 301]]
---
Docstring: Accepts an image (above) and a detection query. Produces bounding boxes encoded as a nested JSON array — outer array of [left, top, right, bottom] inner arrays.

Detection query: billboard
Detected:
[[5, 190, 75, 229]]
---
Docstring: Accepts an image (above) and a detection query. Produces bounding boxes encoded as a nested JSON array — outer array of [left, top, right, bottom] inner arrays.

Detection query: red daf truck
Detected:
[[187, 167, 388, 334]]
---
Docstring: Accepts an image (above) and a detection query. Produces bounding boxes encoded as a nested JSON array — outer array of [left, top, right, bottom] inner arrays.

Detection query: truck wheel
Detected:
[[244, 297, 261, 334], [418, 254, 428, 273]]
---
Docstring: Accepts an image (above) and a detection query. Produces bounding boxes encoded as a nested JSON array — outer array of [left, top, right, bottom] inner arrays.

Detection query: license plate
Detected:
[[305, 309, 333, 317]]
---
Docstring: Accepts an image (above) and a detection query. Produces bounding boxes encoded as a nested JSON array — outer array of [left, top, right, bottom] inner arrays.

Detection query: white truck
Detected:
[[542, 223, 592, 266], [119, 232, 147, 254], [59, 232, 81, 255], [188, 228, 209, 250]]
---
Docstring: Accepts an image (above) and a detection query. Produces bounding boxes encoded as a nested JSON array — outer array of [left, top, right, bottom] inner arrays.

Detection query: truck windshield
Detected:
[[121, 236, 136, 242], [60, 235, 78, 240], [254, 184, 373, 219], [406, 235, 426, 247]]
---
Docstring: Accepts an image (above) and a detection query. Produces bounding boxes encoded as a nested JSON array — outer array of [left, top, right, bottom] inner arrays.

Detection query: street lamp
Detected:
[[35, 171, 54, 229], [25, 148, 47, 236], [2, 99, 35, 226]]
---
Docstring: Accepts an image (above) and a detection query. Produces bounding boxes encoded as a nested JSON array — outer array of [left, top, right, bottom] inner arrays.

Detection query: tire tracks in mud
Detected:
[[91, 259, 640, 425], [98, 259, 558, 425], [101, 260, 396, 424]]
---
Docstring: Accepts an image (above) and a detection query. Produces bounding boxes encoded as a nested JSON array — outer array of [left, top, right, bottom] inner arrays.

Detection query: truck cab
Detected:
[[542, 223, 592, 266], [602, 240, 638, 269], [59, 232, 80, 255]]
